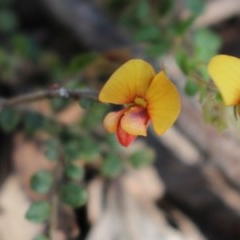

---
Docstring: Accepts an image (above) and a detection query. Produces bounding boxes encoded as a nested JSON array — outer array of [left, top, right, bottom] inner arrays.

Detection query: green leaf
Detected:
[[184, 79, 199, 96], [106, 134, 120, 149], [50, 98, 71, 112], [100, 153, 123, 178], [24, 112, 44, 135], [30, 170, 53, 194], [62, 132, 100, 163], [26, 201, 50, 223], [134, 26, 160, 42], [129, 150, 154, 168], [0, 108, 20, 132], [136, 0, 149, 19], [60, 183, 87, 208], [175, 51, 197, 74], [81, 102, 107, 129], [0, 9, 17, 33], [172, 15, 196, 35], [184, 0, 205, 15], [80, 138, 100, 162], [146, 42, 171, 56], [197, 64, 209, 80], [194, 29, 221, 62], [42, 118, 61, 135], [65, 163, 85, 180], [33, 234, 48, 240], [67, 52, 97, 75], [64, 139, 82, 162], [44, 139, 59, 162], [175, 51, 188, 74], [79, 98, 94, 109]]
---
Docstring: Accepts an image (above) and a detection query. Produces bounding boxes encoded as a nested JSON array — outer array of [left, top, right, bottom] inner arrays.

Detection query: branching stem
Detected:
[[0, 88, 99, 107]]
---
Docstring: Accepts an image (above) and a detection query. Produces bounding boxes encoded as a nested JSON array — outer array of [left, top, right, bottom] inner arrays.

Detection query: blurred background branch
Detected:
[[0, 88, 98, 107]]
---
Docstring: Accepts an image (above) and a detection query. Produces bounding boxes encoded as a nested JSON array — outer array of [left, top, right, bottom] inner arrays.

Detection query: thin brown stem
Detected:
[[49, 193, 59, 240], [0, 87, 99, 107], [48, 148, 66, 240]]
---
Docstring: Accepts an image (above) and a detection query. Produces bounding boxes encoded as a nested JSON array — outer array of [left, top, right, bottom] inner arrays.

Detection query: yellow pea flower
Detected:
[[99, 59, 181, 147], [208, 54, 240, 106]]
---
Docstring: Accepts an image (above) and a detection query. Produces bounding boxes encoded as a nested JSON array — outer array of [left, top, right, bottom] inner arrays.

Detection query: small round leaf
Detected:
[[26, 201, 50, 223], [30, 170, 53, 194], [60, 183, 87, 208], [130, 150, 154, 168], [44, 139, 59, 162], [79, 98, 94, 109], [100, 153, 123, 178], [65, 164, 85, 180], [184, 79, 199, 96], [24, 112, 44, 135], [0, 108, 20, 132]]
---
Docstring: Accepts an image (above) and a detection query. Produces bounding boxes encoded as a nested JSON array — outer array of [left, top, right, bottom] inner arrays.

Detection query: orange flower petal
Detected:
[[117, 125, 136, 147], [99, 59, 155, 104], [120, 107, 149, 136], [103, 109, 126, 133], [208, 55, 240, 105], [145, 71, 181, 135]]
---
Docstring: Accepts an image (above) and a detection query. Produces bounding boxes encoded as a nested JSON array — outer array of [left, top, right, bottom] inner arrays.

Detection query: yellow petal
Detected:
[[208, 55, 240, 105], [120, 107, 149, 136], [99, 59, 155, 104], [103, 109, 125, 133], [145, 71, 181, 135]]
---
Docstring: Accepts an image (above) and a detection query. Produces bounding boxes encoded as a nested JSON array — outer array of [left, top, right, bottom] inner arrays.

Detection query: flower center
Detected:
[[134, 97, 147, 108]]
